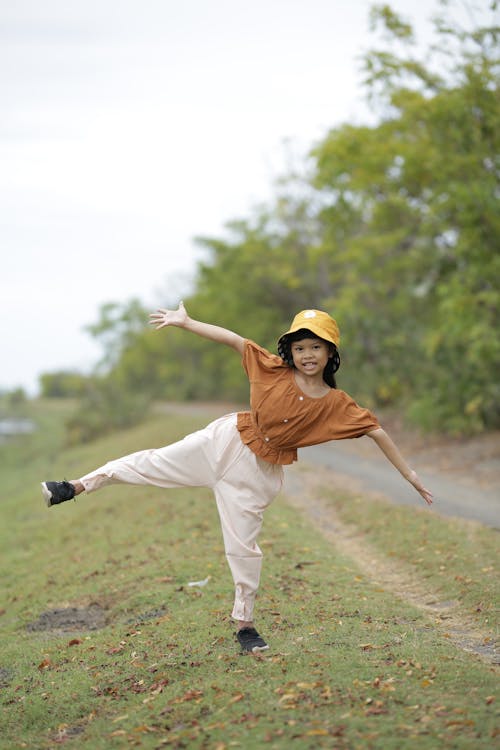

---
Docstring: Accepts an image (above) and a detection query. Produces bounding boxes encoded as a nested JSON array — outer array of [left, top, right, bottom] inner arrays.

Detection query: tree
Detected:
[[310, 0, 500, 429], [39, 371, 90, 398]]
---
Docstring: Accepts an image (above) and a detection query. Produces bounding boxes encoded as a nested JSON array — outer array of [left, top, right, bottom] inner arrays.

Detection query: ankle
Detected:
[[70, 480, 84, 496], [237, 620, 254, 631]]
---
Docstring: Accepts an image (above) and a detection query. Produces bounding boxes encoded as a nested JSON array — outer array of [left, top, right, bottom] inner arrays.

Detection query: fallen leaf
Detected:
[[173, 689, 203, 703], [150, 679, 169, 694], [365, 700, 388, 716], [68, 639, 82, 647], [106, 646, 125, 655]]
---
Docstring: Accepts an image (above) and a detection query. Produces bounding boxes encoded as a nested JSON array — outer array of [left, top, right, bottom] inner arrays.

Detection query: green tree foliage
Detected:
[[342, 0, 500, 431], [69, 1, 499, 435], [39, 371, 90, 398], [5, 387, 28, 408], [85, 298, 149, 372], [65, 376, 151, 445], [60, 300, 153, 443]]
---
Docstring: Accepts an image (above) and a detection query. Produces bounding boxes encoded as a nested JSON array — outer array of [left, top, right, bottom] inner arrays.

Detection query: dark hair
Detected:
[[278, 328, 340, 389]]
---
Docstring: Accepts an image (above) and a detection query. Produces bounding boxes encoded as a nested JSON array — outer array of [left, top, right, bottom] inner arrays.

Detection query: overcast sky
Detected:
[[1, 0, 447, 394]]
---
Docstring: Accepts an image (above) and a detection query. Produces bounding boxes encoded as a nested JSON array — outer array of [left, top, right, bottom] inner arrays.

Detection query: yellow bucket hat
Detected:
[[278, 309, 340, 347], [277, 309, 341, 371]]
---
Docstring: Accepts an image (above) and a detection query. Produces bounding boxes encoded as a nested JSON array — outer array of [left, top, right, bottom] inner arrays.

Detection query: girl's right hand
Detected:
[[149, 301, 188, 329]]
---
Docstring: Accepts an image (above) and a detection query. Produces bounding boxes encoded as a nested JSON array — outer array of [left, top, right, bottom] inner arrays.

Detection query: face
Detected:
[[290, 337, 332, 377]]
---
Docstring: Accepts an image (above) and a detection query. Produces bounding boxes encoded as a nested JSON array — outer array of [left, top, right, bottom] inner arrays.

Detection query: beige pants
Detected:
[[80, 414, 284, 621]]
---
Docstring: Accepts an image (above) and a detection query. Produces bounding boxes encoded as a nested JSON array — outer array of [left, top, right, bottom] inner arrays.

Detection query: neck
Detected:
[[294, 370, 330, 394]]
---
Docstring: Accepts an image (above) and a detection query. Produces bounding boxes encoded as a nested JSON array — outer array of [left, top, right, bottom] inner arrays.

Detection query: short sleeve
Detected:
[[331, 391, 380, 439], [241, 339, 285, 381]]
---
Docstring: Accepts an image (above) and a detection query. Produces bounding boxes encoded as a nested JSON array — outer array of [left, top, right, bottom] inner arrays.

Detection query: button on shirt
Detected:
[[236, 339, 380, 465]]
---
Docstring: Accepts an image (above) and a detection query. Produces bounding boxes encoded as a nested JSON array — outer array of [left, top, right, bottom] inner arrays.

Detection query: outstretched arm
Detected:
[[149, 301, 245, 355], [366, 428, 433, 506]]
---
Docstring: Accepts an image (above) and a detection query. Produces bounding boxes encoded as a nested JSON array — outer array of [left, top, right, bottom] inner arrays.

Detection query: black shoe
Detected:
[[236, 627, 269, 653], [41, 481, 75, 507]]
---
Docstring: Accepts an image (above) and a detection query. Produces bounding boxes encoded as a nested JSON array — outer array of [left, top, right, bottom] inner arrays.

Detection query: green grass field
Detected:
[[0, 401, 498, 749]]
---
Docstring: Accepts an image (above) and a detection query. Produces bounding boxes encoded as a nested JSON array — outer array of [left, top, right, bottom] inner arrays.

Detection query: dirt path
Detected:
[[283, 464, 499, 668]]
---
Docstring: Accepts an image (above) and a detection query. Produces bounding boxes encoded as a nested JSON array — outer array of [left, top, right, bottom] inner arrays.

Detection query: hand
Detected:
[[408, 470, 433, 506], [149, 301, 188, 330]]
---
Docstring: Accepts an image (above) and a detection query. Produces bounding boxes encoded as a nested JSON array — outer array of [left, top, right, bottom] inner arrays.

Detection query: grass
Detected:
[[0, 400, 498, 749], [317, 482, 499, 634]]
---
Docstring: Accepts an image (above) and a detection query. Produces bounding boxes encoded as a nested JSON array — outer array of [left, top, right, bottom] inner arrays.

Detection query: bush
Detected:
[[65, 379, 151, 445]]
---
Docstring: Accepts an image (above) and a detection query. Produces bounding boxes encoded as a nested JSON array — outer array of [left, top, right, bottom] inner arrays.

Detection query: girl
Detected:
[[42, 303, 433, 653]]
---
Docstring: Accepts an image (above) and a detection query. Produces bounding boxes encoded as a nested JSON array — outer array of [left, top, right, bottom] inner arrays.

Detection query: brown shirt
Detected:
[[236, 339, 380, 465]]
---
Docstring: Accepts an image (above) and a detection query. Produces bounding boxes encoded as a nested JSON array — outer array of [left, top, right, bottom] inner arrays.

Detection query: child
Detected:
[[41, 303, 433, 653]]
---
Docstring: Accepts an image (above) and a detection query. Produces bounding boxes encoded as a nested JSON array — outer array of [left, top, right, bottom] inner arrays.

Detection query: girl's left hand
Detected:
[[408, 470, 433, 505]]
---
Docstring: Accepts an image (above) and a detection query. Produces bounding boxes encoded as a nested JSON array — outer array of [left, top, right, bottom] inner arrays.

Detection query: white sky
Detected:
[[1, 0, 445, 394]]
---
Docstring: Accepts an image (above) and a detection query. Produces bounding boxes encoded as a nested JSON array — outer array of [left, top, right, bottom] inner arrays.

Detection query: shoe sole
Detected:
[[251, 645, 269, 653], [41, 482, 53, 507], [239, 644, 269, 654]]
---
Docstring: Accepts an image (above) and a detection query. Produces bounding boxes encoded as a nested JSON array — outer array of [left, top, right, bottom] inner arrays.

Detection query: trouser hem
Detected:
[[231, 598, 256, 622]]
